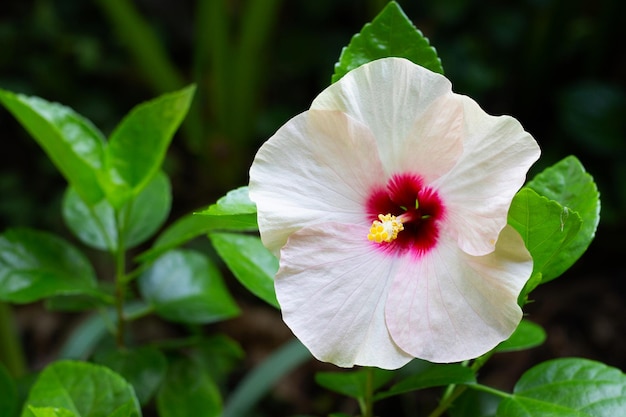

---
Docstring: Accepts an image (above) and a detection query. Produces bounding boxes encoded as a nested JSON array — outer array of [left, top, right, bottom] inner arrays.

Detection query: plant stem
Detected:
[[427, 384, 468, 417], [470, 350, 495, 373], [0, 302, 26, 377], [465, 383, 511, 399], [114, 249, 126, 348], [114, 209, 129, 348], [429, 351, 498, 417]]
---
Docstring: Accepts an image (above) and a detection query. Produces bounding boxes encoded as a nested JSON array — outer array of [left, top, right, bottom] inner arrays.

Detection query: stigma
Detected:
[[368, 214, 405, 243]]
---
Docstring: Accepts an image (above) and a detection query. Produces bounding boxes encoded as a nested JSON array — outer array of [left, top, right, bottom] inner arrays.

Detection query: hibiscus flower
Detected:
[[249, 57, 540, 369]]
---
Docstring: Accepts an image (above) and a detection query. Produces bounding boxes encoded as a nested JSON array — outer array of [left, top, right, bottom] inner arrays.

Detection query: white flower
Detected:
[[249, 57, 540, 369]]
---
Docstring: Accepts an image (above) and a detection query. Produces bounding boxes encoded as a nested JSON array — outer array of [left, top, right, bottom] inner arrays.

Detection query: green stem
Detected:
[[429, 351, 498, 417], [362, 367, 375, 417], [124, 303, 154, 322], [0, 302, 26, 377], [428, 383, 512, 417], [114, 248, 126, 348], [439, 360, 469, 404], [113, 208, 130, 348], [427, 385, 468, 417], [465, 383, 512, 399], [470, 350, 495, 373], [120, 262, 150, 285]]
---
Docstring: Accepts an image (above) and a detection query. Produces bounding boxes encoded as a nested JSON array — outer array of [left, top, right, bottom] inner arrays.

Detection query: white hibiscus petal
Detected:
[[386, 225, 531, 363], [276, 223, 413, 369], [312, 58, 459, 180], [249, 110, 385, 255], [393, 94, 464, 182], [433, 95, 541, 256]]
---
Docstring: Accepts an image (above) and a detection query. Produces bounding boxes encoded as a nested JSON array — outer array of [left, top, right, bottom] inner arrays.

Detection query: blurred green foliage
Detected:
[[1, 0, 624, 230], [0, 2, 624, 416]]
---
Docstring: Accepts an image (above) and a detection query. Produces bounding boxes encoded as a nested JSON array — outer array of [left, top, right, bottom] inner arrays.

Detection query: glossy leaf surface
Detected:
[[527, 156, 600, 282], [197, 186, 256, 216], [0, 89, 106, 204], [508, 187, 582, 283], [21, 360, 141, 417], [27, 407, 76, 417], [498, 358, 626, 416], [63, 171, 171, 252], [495, 319, 546, 353], [100, 85, 194, 207], [138, 249, 239, 323], [0, 229, 98, 303], [332, 1, 443, 83], [94, 346, 167, 406], [138, 186, 257, 262], [209, 232, 279, 308]]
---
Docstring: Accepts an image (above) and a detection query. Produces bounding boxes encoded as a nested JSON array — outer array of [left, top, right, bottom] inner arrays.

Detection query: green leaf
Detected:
[[0, 229, 98, 303], [93, 346, 167, 406], [0, 89, 106, 205], [518, 272, 542, 306], [332, 1, 443, 83], [191, 335, 244, 387], [495, 319, 546, 353], [209, 232, 279, 308], [156, 358, 221, 417], [44, 289, 115, 312], [221, 339, 310, 417], [136, 187, 257, 262], [27, 407, 76, 417], [118, 171, 171, 249], [58, 301, 150, 360], [58, 312, 110, 360], [138, 249, 239, 324], [105, 403, 138, 417], [43, 277, 116, 311], [526, 156, 600, 282], [136, 213, 257, 263], [508, 187, 583, 283], [374, 364, 476, 401], [315, 368, 394, 400], [99, 85, 195, 208], [197, 186, 256, 216], [63, 171, 171, 252], [497, 358, 626, 416], [450, 390, 501, 417], [21, 360, 141, 417], [62, 188, 116, 252], [0, 362, 18, 417]]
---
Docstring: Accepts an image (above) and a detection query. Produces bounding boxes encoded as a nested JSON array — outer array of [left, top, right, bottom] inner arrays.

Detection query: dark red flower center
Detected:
[[366, 173, 445, 257]]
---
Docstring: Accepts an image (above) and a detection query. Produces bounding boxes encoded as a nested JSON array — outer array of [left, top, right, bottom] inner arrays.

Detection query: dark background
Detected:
[[1, 0, 625, 415]]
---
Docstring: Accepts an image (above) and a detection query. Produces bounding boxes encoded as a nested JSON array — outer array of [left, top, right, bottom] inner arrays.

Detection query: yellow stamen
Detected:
[[367, 214, 404, 243]]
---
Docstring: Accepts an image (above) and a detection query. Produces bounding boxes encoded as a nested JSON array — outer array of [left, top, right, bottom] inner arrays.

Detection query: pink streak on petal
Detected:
[[275, 223, 413, 369], [312, 58, 462, 182], [433, 95, 541, 257], [385, 226, 531, 363], [249, 110, 386, 255]]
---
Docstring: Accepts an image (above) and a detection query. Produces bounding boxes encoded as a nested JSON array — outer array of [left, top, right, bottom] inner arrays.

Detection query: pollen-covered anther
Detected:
[[367, 214, 404, 243]]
